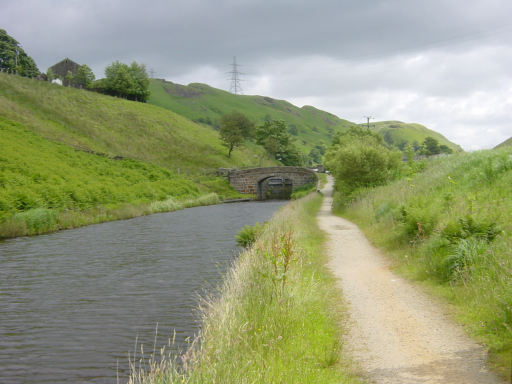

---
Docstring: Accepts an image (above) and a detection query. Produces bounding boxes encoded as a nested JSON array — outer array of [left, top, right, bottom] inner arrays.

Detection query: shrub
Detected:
[[236, 222, 264, 247], [325, 129, 401, 200]]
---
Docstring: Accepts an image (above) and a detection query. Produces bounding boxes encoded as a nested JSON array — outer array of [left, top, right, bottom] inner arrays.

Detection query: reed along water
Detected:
[[0, 201, 286, 383]]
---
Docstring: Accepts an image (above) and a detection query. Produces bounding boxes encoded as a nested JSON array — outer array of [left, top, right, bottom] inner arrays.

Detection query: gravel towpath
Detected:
[[317, 177, 504, 384]]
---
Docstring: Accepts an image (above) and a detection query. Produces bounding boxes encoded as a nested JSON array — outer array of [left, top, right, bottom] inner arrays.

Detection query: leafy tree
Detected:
[[325, 127, 401, 196], [74, 64, 95, 88], [288, 124, 298, 136], [256, 120, 290, 158], [315, 143, 326, 155], [439, 144, 453, 154], [308, 148, 322, 164], [221, 112, 255, 139], [256, 120, 302, 165], [219, 113, 251, 157], [0, 29, 39, 77], [95, 61, 150, 102], [64, 70, 74, 86], [46, 68, 55, 82], [422, 136, 441, 156]]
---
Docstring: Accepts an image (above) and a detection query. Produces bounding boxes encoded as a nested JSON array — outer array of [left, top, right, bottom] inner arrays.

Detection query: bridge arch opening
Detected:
[[257, 176, 293, 200]]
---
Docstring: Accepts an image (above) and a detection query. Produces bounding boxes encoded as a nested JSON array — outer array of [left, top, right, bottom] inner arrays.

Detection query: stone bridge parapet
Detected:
[[225, 166, 317, 199]]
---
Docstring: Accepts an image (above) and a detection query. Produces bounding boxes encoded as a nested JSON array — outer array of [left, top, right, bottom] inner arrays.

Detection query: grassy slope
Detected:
[[148, 79, 357, 153], [340, 148, 512, 378], [0, 116, 222, 237], [130, 193, 362, 384], [370, 120, 463, 152], [0, 73, 274, 175], [495, 136, 512, 148], [0, 73, 280, 237]]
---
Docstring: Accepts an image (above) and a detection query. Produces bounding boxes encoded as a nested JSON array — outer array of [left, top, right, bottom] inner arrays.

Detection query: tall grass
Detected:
[[339, 148, 512, 377], [129, 193, 362, 383]]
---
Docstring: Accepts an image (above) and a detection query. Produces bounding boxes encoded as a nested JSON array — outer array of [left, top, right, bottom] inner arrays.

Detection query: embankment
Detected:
[[129, 193, 362, 384], [0, 117, 225, 239], [338, 148, 512, 378]]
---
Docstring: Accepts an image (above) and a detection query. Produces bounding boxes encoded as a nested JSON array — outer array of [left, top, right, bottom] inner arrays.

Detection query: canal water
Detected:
[[0, 201, 286, 383]]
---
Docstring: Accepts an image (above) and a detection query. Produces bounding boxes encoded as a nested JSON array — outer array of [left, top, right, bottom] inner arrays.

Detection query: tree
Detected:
[[74, 64, 95, 88], [422, 136, 441, 156], [221, 112, 255, 139], [219, 115, 246, 158], [438, 144, 453, 154], [64, 70, 74, 86], [96, 61, 150, 102], [0, 29, 39, 77], [325, 127, 401, 196], [256, 120, 290, 158], [46, 68, 55, 82], [256, 120, 303, 165]]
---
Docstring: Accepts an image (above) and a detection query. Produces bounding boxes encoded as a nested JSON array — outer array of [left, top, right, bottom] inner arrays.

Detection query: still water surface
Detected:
[[0, 201, 285, 383]]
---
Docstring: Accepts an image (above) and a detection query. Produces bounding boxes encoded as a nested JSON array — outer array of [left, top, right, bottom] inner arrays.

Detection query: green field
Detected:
[[369, 120, 463, 152], [338, 148, 512, 378], [148, 79, 357, 154]]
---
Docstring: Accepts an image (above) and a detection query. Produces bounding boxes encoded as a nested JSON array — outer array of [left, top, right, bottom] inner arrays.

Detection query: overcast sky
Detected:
[[2, 0, 511, 149]]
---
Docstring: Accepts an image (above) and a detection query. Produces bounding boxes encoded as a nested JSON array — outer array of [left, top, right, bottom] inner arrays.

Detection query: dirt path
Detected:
[[317, 177, 504, 384]]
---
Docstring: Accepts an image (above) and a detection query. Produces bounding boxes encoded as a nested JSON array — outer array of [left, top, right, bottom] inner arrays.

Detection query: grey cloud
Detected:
[[1, 0, 511, 149]]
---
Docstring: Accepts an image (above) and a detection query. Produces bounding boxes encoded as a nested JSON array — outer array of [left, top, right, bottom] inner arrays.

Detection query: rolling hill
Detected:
[[148, 79, 463, 156], [148, 79, 357, 154], [368, 121, 463, 152], [0, 73, 274, 174], [495, 137, 512, 148]]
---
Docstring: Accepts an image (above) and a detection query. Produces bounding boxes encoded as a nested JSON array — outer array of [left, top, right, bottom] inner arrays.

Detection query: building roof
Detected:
[[48, 58, 80, 78]]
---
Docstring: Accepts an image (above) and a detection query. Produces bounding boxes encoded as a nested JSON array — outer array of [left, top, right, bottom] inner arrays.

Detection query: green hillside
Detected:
[[148, 79, 357, 154], [369, 121, 463, 152], [0, 73, 274, 175], [148, 80, 463, 157], [0, 116, 215, 236], [0, 73, 278, 238], [495, 137, 512, 148]]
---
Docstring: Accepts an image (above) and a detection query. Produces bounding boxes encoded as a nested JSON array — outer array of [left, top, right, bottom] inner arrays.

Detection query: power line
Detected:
[[228, 56, 243, 95]]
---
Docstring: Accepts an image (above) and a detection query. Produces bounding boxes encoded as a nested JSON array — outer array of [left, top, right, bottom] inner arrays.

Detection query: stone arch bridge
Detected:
[[221, 167, 318, 200]]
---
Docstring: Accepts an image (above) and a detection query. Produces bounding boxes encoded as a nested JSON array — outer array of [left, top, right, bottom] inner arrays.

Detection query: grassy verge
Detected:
[[338, 148, 512, 378], [129, 193, 362, 383]]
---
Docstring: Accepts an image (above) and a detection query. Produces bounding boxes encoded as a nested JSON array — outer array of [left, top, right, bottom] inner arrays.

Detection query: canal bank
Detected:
[[130, 192, 362, 383]]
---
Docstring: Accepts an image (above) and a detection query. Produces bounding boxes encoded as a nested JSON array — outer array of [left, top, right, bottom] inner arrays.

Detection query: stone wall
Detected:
[[227, 167, 317, 199]]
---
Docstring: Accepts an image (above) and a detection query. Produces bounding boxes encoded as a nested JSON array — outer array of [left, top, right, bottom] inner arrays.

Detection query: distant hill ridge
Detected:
[[148, 79, 462, 155], [369, 121, 463, 153], [148, 79, 356, 155]]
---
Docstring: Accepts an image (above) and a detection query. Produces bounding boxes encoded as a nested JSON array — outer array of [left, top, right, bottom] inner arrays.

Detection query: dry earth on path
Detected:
[[317, 177, 504, 384]]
